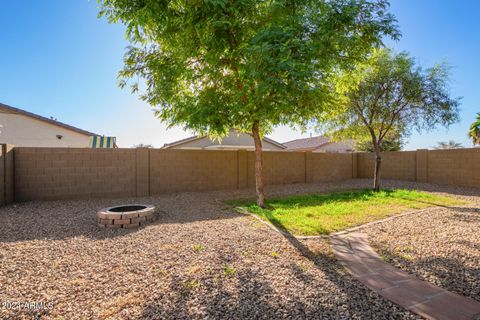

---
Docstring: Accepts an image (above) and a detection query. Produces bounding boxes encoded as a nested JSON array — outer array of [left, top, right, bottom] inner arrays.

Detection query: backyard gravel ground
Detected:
[[361, 183, 480, 303], [0, 179, 477, 320]]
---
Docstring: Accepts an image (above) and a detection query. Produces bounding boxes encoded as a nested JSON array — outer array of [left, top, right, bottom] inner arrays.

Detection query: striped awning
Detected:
[[89, 136, 116, 148]]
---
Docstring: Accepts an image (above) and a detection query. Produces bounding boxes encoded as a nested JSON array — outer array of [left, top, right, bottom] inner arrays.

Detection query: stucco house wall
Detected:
[[315, 141, 355, 153], [163, 130, 285, 151], [0, 107, 93, 147]]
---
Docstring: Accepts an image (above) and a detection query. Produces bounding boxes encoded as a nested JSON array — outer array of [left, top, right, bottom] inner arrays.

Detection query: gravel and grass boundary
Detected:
[[363, 198, 480, 302]]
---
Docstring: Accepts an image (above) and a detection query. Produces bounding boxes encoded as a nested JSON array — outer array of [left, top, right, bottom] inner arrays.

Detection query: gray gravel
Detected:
[[1, 179, 465, 319], [361, 183, 480, 303]]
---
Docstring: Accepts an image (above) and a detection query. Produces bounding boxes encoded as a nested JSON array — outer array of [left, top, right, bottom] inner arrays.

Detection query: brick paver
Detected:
[[96, 205, 156, 228], [331, 233, 480, 320]]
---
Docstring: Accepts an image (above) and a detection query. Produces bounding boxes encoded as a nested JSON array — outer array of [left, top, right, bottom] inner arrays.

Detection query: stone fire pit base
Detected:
[[97, 204, 156, 229]]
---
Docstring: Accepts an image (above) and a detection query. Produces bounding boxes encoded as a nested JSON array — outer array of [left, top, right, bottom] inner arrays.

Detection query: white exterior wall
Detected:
[[0, 113, 91, 147], [171, 131, 284, 151], [315, 141, 355, 153]]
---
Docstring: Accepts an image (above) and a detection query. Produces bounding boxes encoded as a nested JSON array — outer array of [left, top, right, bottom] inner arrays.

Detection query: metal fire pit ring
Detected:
[[97, 204, 156, 229]]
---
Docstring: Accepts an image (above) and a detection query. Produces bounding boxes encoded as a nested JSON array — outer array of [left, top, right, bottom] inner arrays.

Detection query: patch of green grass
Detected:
[[192, 244, 205, 252], [233, 189, 464, 236], [397, 252, 414, 261], [380, 254, 389, 262], [183, 279, 201, 290], [296, 262, 310, 273], [223, 265, 236, 277], [270, 251, 280, 259], [394, 245, 415, 261], [180, 279, 201, 296]]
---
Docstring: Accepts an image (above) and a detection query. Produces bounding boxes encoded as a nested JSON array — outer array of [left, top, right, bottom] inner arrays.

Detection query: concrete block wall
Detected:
[[416, 149, 428, 182], [357, 151, 417, 181], [427, 148, 480, 188], [237, 150, 248, 189], [307, 152, 354, 183], [149, 149, 239, 194], [357, 148, 480, 189], [12, 148, 355, 201], [0, 144, 14, 205], [135, 148, 150, 197], [6, 146, 480, 203], [14, 148, 136, 201], [0, 147, 4, 205], [247, 151, 307, 187]]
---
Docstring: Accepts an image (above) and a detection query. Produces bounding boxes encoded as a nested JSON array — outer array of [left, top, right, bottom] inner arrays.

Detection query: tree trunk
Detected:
[[252, 121, 266, 208], [373, 145, 382, 192]]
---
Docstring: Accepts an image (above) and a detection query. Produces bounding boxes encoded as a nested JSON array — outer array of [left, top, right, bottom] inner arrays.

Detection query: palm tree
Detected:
[[468, 113, 480, 146], [133, 143, 154, 148], [433, 140, 463, 149]]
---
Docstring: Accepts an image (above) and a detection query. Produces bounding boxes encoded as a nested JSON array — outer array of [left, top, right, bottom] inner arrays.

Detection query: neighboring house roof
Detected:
[[283, 136, 331, 151], [0, 102, 98, 136], [262, 136, 286, 149], [162, 131, 286, 149]]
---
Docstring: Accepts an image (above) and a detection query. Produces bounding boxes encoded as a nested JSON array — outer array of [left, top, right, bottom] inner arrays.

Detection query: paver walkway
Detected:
[[330, 233, 480, 320]]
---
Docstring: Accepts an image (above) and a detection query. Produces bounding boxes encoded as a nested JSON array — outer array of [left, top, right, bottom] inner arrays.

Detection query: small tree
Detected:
[[320, 48, 460, 191], [469, 113, 480, 145], [355, 130, 404, 152], [98, 0, 398, 206], [433, 140, 463, 149]]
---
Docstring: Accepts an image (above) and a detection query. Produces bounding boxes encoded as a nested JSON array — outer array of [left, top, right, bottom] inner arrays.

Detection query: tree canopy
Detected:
[[98, 0, 399, 205], [355, 130, 404, 152], [319, 48, 460, 190], [469, 113, 480, 145], [99, 0, 398, 135], [320, 48, 460, 145]]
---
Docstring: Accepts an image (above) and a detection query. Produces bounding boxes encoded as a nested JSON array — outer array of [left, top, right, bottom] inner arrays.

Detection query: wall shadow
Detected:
[[0, 192, 245, 243], [379, 180, 480, 199]]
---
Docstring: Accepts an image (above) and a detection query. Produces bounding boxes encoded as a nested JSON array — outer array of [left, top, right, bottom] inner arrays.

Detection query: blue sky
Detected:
[[0, 0, 478, 148]]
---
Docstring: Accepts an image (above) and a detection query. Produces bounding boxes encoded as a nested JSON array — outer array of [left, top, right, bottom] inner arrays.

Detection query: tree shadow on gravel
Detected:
[[380, 249, 480, 303], [274, 229, 418, 319], [0, 195, 243, 243], [140, 243, 334, 320], [139, 250, 413, 319], [141, 269, 285, 319], [385, 182, 480, 199], [136, 212, 418, 319], [447, 207, 480, 223]]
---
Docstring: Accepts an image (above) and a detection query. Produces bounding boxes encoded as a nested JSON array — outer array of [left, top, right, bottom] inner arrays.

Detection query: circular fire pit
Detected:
[[97, 204, 156, 229]]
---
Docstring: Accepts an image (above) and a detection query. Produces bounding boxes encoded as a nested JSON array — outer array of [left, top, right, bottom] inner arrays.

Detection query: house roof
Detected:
[[283, 136, 331, 151], [0, 103, 98, 136], [162, 131, 286, 149], [263, 136, 287, 149]]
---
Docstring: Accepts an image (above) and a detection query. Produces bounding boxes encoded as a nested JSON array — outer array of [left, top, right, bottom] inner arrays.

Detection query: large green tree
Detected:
[[469, 113, 480, 145], [98, 0, 398, 207], [320, 48, 460, 191]]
